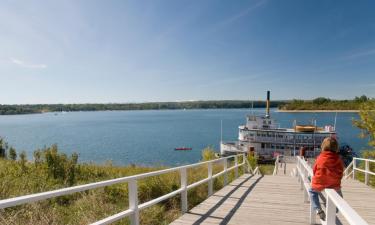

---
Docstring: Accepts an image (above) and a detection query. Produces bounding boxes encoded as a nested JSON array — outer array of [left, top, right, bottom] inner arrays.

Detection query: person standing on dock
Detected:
[[309, 137, 344, 221]]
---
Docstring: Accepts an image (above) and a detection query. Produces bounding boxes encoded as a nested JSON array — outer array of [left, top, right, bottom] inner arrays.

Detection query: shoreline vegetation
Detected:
[[278, 96, 372, 112], [277, 109, 360, 112], [0, 95, 373, 115], [0, 100, 284, 115]]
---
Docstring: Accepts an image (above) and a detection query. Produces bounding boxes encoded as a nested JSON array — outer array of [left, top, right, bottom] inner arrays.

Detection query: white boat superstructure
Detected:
[[220, 91, 336, 159]]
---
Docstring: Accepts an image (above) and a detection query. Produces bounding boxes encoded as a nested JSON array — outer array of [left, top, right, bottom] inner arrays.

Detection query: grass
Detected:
[[0, 147, 247, 225]]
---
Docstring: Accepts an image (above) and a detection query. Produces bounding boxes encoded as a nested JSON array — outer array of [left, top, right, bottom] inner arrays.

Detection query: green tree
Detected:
[[354, 95, 369, 103], [353, 100, 375, 148], [9, 147, 17, 160], [313, 97, 331, 105]]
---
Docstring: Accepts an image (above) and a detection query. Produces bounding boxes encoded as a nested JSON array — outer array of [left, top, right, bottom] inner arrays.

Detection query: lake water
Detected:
[[0, 109, 369, 166]]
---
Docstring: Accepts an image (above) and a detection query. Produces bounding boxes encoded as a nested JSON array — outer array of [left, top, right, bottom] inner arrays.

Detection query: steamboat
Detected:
[[220, 91, 336, 159]]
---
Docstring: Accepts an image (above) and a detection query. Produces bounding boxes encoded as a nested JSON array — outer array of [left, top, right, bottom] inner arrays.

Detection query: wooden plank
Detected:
[[170, 174, 310, 225], [170, 168, 375, 225]]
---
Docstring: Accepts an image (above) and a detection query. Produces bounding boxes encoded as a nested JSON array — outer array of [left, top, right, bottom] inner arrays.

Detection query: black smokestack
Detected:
[[266, 90, 270, 117]]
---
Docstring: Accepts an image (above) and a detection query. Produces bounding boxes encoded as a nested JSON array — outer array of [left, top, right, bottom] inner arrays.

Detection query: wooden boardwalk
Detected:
[[170, 174, 310, 225], [339, 179, 375, 225], [170, 164, 375, 225]]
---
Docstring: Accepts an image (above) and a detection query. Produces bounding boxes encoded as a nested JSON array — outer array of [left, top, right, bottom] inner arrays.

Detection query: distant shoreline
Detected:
[[277, 109, 359, 113]]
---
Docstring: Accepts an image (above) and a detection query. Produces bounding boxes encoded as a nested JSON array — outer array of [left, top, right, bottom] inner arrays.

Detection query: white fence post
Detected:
[[208, 162, 213, 196], [224, 158, 228, 186], [128, 180, 139, 225], [180, 168, 188, 213], [365, 160, 369, 185], [303, 185, 308, 203], [326, 195, 336, 225], [300, 169, 304, 191], [242, 154, 246, 173], [309, 199, 316, 225], [353, 159, 356, 180], [235, 155, 238, 179]]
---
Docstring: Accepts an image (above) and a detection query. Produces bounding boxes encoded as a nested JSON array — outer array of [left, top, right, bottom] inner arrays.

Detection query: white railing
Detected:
[[273, 155, 290, 175], [296, 156, 368, 225], [344, 158, 375, 186], [0, 154, 252, 225]]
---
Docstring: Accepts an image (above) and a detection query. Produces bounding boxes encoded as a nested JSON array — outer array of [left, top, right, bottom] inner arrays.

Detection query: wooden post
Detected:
[[128, 180, 139, 225], [224, 158, 228, 186], [234, 155, 238, 178], [180, 168, 188, 213], [208, 162, 213, 196], [242, 154, 246, 173], [365, 160, 369, 185]]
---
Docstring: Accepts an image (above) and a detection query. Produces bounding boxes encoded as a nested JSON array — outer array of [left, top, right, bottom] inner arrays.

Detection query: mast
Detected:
[[266, 90, 270, 118], [251, 101, 254, 116], [220, 119, 223, 144], [334, 112, 338, 131]]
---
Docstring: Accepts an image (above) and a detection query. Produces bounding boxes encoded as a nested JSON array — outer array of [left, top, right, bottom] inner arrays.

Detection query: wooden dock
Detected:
[[171, 164, 375, 225]]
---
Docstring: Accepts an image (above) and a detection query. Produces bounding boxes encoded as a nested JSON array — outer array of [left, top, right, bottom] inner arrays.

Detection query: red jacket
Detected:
[[311, 151, 344, 191]]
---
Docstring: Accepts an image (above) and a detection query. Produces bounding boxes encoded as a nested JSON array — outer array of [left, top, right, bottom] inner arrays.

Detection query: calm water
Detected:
[[0, 109, 369, 166]]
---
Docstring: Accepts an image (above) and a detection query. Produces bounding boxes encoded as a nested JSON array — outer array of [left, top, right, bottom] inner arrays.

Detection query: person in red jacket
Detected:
[[309, 137, 344, 221]]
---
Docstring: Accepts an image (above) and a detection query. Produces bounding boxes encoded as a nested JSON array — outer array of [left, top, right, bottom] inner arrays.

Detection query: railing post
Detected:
[[353, 159, 356, 180], [300, 169, 304, 191], [303, 184, 308, 203], [128, 179, 139, 225], [180, 168, 188, 213], [242, 154, 246, 173], [326, 195, 336, 225], [234, 155, 238, 179], [309, 198, 316, 225], [365, 160, 369, 185], [208, 162, 213, 196], [224, 158, 228, 186]]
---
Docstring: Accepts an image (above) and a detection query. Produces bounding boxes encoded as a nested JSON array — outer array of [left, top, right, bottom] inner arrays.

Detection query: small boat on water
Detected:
[[174, 147, 192, 151]]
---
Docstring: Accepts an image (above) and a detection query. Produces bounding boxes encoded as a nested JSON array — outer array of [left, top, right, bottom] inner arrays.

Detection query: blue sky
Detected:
[[1, 0, 375, 104]]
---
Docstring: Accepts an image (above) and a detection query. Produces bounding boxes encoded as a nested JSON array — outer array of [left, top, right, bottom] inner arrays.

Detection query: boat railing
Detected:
[[296, 156, 368, 225], [344, 157, 375, 186], [247, 137, 320, 144], [0, 154, 253, 225]]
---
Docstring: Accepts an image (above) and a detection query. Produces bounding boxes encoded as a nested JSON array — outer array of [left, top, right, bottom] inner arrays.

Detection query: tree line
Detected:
[[279, 95, 372, 110], [0, 100, 285, 115]]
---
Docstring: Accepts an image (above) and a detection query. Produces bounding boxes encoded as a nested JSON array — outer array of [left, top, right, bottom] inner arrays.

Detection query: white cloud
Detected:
[[10, 57, 47, 69], [341, 48, 375, 60], [207, 0, 267, 34]]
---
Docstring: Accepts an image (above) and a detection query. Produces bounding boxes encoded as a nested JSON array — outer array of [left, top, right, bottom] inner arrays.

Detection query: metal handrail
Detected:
[[0, 154, 251, 225], [296, 156, 368, 225]]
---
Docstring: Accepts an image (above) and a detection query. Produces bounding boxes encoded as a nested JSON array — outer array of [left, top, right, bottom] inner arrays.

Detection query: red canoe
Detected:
[[174, 147, 192, 151]]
